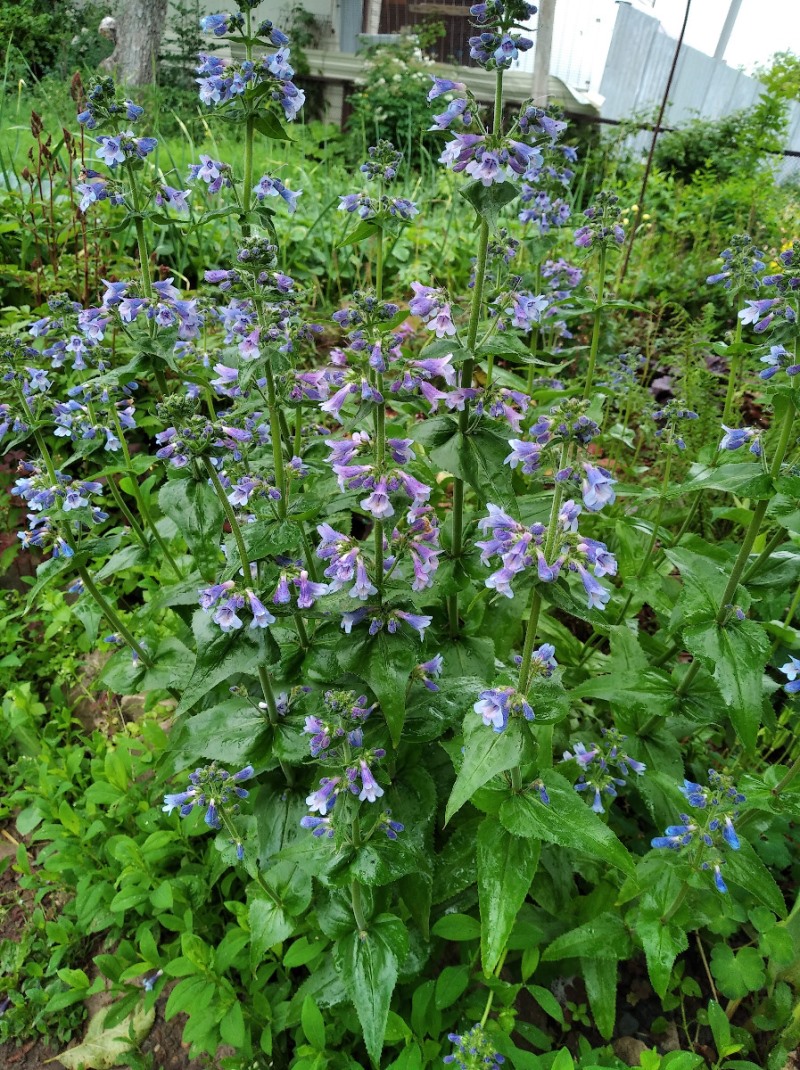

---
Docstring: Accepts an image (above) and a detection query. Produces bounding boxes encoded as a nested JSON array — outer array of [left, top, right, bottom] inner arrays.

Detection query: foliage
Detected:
[[754, 50, 800, 104], [1, 1, 800, 1068], [346, 27, 446, 168], [653, 97, 787, 183], [0, 0, 113, 82]]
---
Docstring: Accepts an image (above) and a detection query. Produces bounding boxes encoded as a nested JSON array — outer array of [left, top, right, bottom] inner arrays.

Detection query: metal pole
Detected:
[[618, 0, 692, 283], [532, 0, 556, 105], [713, 0, 743, 61]]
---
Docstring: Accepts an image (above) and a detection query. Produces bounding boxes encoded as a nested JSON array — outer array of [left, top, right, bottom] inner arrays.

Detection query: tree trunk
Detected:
[[111, 0, 169, 86]]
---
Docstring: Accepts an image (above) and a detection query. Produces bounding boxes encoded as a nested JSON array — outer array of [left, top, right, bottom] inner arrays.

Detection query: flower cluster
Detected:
[[444, 1025, 505, 1070], [719, 424, 762, 455], [651, 770, 745, 894], [652, 401, 699, 451], [338, 142, 419, 224], [199, 581, 279, 632], [561, 727, 646, 812], [195, 25, 305, 121], [163, 763, 254, 858], [779, 656, 800, 694], [706, 233, 766, 292], [574, 191, 625, 250], [300, 690, 403, 844], [758, 343, 800, 380], [476, 501, 617, 609]]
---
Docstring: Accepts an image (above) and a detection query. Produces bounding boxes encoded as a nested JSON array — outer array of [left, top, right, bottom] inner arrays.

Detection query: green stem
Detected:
[[350, 816, 368, 931], [107, 476, 148, 548], [110, 408, 184, 579], [479, 949, 508, 1024], [446, 68, 504, 636], [257, 666, 294, 785], [242, 11, 254, 235], [78, 565, 151, 667], [676, 398, 796, 697], [721, 316, 744, 426], [264, 365, 288, 519], [134, 216, 153, 299], [204, 458, 251, 576], [583, 246, 607, 400]]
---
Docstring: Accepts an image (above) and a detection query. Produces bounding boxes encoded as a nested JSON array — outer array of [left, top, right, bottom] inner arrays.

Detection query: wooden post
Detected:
[[532, 0, 556, 106]]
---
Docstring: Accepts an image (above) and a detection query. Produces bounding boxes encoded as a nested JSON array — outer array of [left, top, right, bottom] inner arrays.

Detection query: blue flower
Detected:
[[779, 656, 800, 693]]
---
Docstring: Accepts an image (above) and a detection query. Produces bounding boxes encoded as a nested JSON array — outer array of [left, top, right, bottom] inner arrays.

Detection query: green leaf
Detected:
[[430, 914, 481, 941], [434, 964, 470, 1009], [710, 944, 766, 999], [335, 913, 409, 1065], [254, 110, 294, 140], [446, 717, 523, 823], [429, 424, 516, 513], [542, 912, 632, 962], [301, 995, 327, 1050], [460, 178, 518, 231], [249, 892, 294, 969], [724, 838, 786, 917], [477, 817, 540, 974], [178, 611, 279, 713], [679, 462, 774, 500], [634, 915, 688, 998], [158, 477, 224, 582], [499, 772, 634, 875], [337, 631, 418, 745], [665, 546, 730, 623], [527, 984, 564, 1025], [582, 956, 617, 1040], [682, 620, 769, 750], [337, 219, 380, 248], [220, 1000, 245, 1047]]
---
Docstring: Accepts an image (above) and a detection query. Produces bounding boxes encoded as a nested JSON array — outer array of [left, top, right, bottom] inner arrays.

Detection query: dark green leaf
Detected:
[[335, 913, 408, 1065], [542, 912, 632, 962], [725, 839, 786, 917], [634, 915, 688, 998], [477, 817, 540, 974], [445, 717, 523, 823], [254, 110, 294, 141], [682, 620, 769, 751], [337, 631, 417, 745], [249, 892, 294, 969], [159, 477, 224, 582], [178, 611, 279, 713], [429, 425, 516, 513], [337, 219, 380, 248], [460, 179, 518, 231], [581, 957, 616, 1040], [498, 772, 634, 875]]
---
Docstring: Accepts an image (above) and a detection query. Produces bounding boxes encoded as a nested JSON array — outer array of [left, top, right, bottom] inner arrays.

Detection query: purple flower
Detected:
[[427, 75, 467, 101], [395, 611, 432, 639], [306, 777, 341, 815], [581, 464, 616, 512], [356, 760, 384, 803], [474, 687, 512, 731], [779, 655, 800, 694], [739, 298, 779, 333], [505, 439, 541, 474], [246, 589, 275, 628]]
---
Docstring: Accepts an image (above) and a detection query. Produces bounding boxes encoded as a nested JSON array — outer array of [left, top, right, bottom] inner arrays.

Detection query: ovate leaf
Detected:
[[498, 772, 634, 875], [477, 816, 540, 974], [335, 913, 409, 1065], [158, 477, 223, 582], [445, 717, 523, 823]]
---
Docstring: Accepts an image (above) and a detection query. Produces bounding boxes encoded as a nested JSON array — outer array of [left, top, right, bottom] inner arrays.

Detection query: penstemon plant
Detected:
[[4, 0, 800, 1066]]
